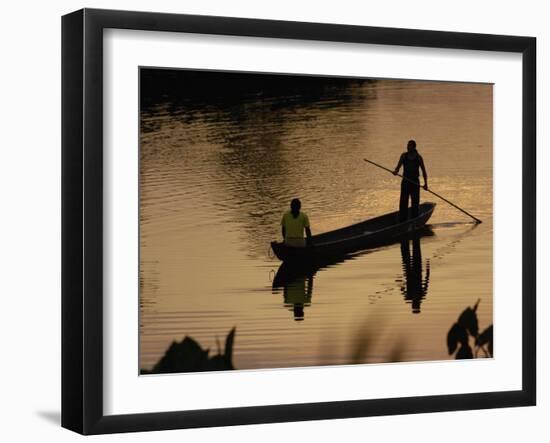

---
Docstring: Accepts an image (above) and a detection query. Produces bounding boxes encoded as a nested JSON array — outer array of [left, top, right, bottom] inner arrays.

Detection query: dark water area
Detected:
[[139, 68, 493, 372]]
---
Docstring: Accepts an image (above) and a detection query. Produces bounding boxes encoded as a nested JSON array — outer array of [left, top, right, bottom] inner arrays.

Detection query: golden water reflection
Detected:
[[139, 69, 493, 371]]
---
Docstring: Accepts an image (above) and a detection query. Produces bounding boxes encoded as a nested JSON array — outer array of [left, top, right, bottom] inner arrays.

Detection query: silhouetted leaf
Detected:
[[447, 322, 468, 355], [456, 343, 473, 359], [458, 305, 479, 338], [148, 328, 237, 374], [475, 324, 493, 357], [208, 354, 232, 370], [224, 327, 236, 367], [151, 337, 210, 373], [475, 325, 493, 347]]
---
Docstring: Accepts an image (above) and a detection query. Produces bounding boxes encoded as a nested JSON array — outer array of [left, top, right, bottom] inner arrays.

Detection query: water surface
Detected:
[[139, 70, 493, 371]]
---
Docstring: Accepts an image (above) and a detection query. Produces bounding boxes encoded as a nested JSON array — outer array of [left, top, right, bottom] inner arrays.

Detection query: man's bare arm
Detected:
[[393, 155, 403, 175], [305, 227, 312, 246]]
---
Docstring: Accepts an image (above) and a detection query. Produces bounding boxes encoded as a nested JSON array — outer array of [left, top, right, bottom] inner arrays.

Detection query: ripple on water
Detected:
[[139, 74, 493, 371]]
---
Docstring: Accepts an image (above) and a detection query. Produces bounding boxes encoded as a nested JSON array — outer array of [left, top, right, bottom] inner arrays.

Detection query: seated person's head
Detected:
[[290, 198, 301, 214]]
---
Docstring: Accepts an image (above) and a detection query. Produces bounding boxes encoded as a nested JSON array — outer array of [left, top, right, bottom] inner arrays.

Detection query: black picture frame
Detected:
[[62, 8, 536, 435]]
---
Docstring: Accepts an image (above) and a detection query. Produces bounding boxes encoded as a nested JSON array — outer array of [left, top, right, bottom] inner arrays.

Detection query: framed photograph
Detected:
[[62, 8, 536, 435]]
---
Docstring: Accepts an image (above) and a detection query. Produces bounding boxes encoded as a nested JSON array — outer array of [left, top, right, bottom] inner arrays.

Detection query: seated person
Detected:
[[281, 198, 312, 247]]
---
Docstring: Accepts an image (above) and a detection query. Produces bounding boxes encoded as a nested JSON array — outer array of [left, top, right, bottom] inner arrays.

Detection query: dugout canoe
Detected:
[[270, 202, 435, 263]]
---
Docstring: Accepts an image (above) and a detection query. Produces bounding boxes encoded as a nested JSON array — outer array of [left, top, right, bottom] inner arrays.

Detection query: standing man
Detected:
[[281, 198, 312, 247], [393, 140, 428, 221]]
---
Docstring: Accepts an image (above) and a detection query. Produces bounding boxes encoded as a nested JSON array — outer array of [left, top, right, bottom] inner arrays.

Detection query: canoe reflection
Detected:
[[272, 228, 434, 320], [399, 234, 430, 313]]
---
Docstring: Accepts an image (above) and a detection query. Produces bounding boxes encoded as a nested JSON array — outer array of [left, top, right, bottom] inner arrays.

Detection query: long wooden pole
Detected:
[[363, 158, 482, 224]]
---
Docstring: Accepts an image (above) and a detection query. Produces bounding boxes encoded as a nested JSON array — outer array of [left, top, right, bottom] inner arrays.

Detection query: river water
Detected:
[[139, 69, 493, 372]]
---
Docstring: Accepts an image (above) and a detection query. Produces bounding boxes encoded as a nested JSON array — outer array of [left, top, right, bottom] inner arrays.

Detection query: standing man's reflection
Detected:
[[283, 275, 314, 321], [400, 235, 430, 313]]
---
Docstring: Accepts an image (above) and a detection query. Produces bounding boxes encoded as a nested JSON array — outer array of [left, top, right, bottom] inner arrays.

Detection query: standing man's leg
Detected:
[[411, 183, 420, 218], [399, 180, 409, 222]]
